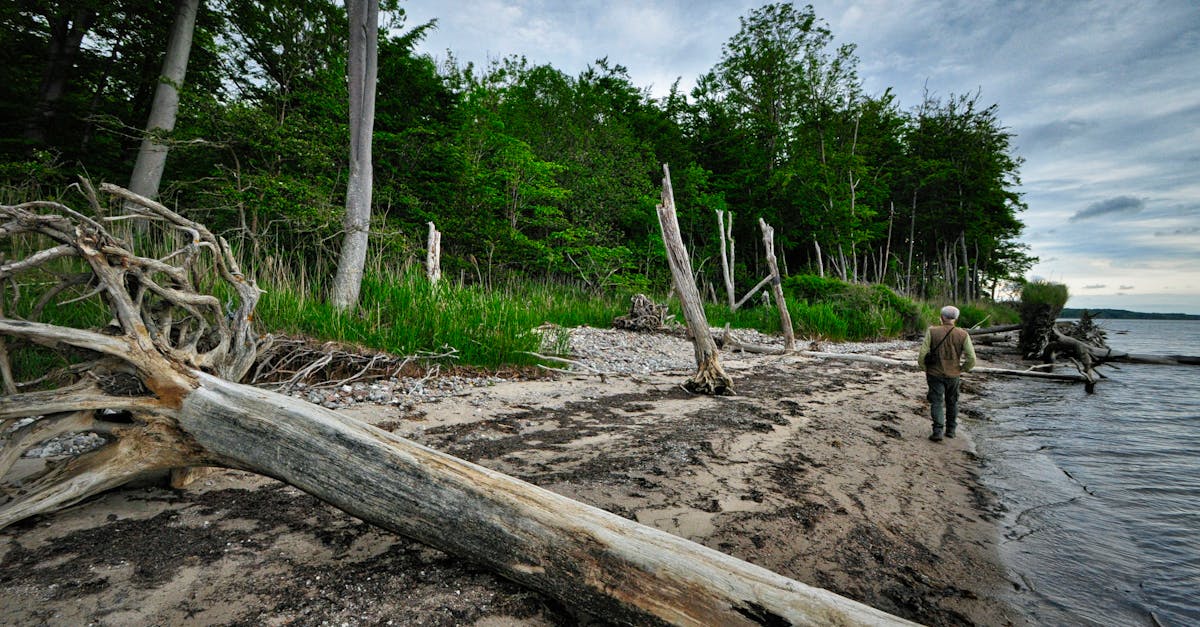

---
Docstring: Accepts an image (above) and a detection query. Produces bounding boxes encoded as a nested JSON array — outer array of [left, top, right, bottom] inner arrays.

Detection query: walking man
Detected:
[[918, 305, 976, 441]]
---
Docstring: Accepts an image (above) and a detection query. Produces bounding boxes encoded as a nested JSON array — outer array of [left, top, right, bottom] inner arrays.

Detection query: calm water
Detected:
[[972, 320, 1200, 626]]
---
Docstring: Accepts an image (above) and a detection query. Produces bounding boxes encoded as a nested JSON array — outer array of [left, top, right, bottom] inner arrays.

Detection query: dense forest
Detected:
[[0, 0, 1034, 305]]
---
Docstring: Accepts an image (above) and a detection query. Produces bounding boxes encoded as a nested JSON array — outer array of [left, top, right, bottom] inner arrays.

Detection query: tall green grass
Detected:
[[1020, 280, 1069, 308], [702, 302, 782, 334], [955, 302, 1020, 328], [256, 272, 628, 367], [781, 275, 923, 341]]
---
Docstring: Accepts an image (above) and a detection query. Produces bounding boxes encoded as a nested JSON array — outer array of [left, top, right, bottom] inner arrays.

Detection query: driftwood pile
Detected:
[[612, 293, 674, 332], [1018, 308, 1199, 392]]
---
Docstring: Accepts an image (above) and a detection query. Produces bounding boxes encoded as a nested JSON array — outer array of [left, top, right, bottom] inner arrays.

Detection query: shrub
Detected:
[[955, 302, 1020, 328], [1020, 281, 1069, 309], [781, 275, 923, 341]]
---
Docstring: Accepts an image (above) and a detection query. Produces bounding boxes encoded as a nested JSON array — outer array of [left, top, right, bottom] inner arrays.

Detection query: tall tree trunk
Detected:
[[126, 0, 199, 204], [716, 210, 736, 309], [655, 165, 733, 395], [813, 236, 825, 278], [905, 193, 917, 296], [81, 24, 130, 153], [759, 219, 795, 351], [330, 0, 380, 310], [971, 241, 981, 302], [426, 221, 442, 284], [944, 244, 956, 302], [882, 201, 895, 286], [960, 233, 971, 302], [23, 7, 95, 144]]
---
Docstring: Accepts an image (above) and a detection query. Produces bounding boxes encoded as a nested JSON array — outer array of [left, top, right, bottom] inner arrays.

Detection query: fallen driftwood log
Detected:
[[717, 328, 1093, 384], [968, 324, 1020, 335], [967, 323, 1020, 345], [1, 183, 913, 626], [718, 324, 787, 355], [798, 352, 1091, 383], [1057, 330, 1200, 366]]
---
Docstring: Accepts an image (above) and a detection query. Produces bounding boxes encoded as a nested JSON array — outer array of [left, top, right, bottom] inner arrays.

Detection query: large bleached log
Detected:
[[967, 324, 1020, 335], [798, 351, 1092, 383], [178, 373, 913, 626], [1056, 328, 1200, 366], [1, 183, 914, 625]]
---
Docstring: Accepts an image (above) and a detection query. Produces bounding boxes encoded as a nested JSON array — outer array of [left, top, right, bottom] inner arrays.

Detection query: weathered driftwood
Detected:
[[796, 351, 1092, 384], [713, 212, 795, 350], [758, 218, 795, 351], [1, 184, 913, 625], [1055, 328, 1200, 366], [426, 221, 442, 284], [1018, 302, 1060, 358], [612, 293, 673, 332], [969, 365, 1092, 383], [717, 325, 787, 355], [968, 324, 1020, 336], [717, 320, 1094, 385], [655, 164, 733, 395], [716, 209, 737, 309]]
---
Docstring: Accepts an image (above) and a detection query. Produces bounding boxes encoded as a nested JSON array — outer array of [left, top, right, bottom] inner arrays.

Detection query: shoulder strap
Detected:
[[930, 326, 954, 353]]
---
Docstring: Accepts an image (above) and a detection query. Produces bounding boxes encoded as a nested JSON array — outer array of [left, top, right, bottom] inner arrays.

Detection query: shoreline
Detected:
[[0, 330, 1025, 625]]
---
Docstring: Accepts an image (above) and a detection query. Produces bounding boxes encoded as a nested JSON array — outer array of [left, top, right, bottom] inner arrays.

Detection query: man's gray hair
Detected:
[[940, 305, 960, 320]]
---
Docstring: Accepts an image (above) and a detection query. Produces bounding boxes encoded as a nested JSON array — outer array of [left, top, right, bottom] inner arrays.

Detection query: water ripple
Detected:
[[973, 320, 1200, 626]]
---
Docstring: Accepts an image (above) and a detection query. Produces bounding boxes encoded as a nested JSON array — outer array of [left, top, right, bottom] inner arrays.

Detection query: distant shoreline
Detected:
[[1060, 308, 1200, 320]]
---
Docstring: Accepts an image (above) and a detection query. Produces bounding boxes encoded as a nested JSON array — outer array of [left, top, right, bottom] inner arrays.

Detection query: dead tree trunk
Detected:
[[126, 0, 199, 207], [330, 0, 380, 310], [1, 184, 911, 625], [654, 165, 733, 395], [758, 218, 794, 351], [1018, 301, 1061, 359], [716, 209, 736, 309], [426, 221, 442, 284], [714, 212, 790, 334]]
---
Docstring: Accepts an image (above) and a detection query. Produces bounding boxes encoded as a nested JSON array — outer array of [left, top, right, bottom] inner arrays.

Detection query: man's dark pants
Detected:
[[926, 373, 961, 435]]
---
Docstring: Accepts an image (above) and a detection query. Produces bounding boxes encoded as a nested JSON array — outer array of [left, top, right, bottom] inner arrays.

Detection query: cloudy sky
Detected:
[[400, 0, 1200, 314]]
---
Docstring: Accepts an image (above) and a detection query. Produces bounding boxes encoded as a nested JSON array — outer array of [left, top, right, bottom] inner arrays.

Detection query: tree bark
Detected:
[[426, 221, 442, 284], [759, 218, 794, 351], [330, 0, 380, 310], [1, 185, 914, 626], [716, 210, 736, 309], [126, 0, 199, 204], [1018, 301, 1060, 359], [23, 7, 96, 144], [655, 165, 733, 395]]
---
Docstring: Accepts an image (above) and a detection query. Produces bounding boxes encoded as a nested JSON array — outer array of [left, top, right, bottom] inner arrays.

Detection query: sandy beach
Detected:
[[0, 329, 1024, 626]]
